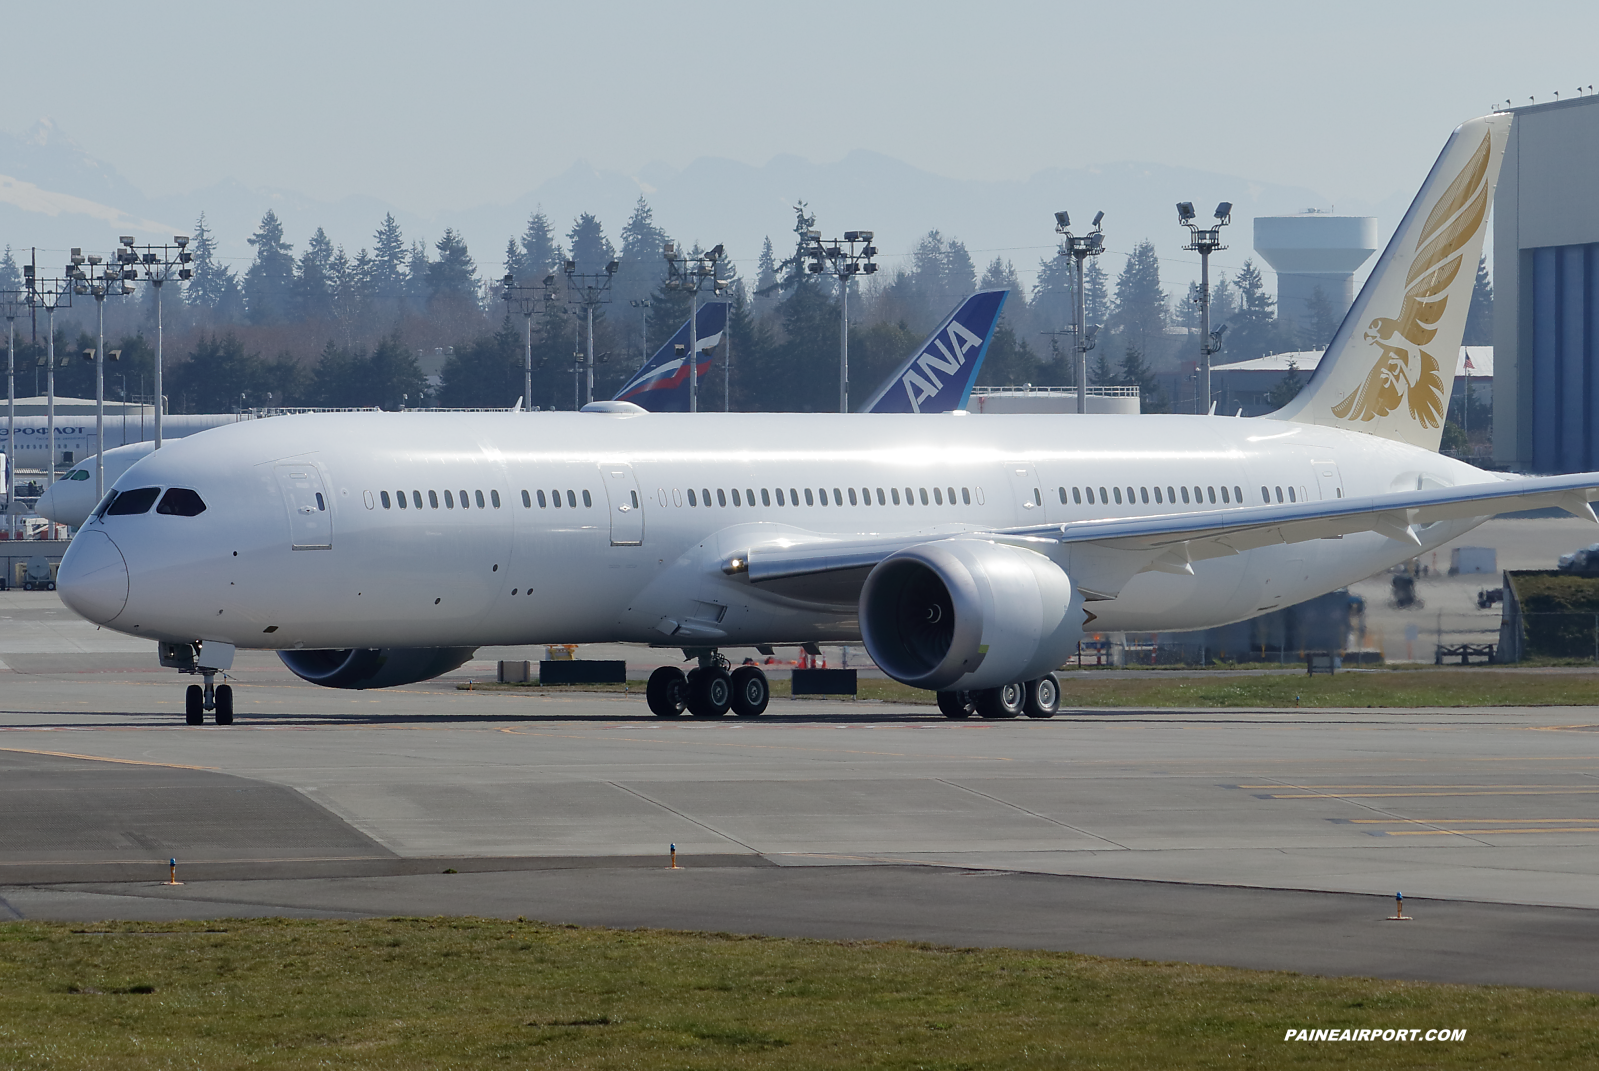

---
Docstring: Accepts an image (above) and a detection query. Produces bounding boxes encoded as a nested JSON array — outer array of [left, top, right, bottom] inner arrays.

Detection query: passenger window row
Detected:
[[667, 485, 976, 509], [380, 489, 503, 510], [522, 488, 594, 509], [1060, 484, 1246, 507]]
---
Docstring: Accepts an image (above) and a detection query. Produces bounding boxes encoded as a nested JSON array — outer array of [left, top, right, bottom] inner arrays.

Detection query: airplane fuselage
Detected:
[[64, 409, 1489, 653]]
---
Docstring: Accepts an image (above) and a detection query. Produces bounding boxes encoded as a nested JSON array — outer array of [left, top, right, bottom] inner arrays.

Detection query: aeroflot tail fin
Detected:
[[612, 301, 729, 412], [1269, 113, 1510, 450], [857, 290, 1008, 413]]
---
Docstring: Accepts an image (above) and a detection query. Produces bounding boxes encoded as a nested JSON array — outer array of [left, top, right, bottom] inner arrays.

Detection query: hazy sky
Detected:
[[5, 1, 1593, 215]]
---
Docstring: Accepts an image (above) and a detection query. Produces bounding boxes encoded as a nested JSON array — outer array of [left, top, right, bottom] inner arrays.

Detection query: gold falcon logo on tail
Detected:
[[1271, 113, 1508, 451], [1330, 131, 1492, 429]]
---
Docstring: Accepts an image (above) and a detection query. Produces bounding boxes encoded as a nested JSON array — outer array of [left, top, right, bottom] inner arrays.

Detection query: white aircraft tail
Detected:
[[1270, 114, 1510, 450]]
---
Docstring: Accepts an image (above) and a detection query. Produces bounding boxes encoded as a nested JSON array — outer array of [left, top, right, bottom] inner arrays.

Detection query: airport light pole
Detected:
[[799, 229, 878, 413], [116, 236, 192, 448], [501, 271, 561, 411], [2, 288, 23, 539], [68, 251, 134, 502], [562, 258, 619, 408], [662, 243, 729, 414], [1054, 210, 1106, 414], [1178, 201, 1232, 415], [22, 266, 72, 492]]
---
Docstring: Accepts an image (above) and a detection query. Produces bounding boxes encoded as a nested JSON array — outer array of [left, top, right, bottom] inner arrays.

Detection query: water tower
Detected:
[[1253, 213, 1379, 328]]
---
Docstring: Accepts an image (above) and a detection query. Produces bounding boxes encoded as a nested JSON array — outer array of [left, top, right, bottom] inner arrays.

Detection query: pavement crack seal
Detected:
[[605, 782, 761, 855], [0, 746, 216, 770], [934, 778, 1129, 850]]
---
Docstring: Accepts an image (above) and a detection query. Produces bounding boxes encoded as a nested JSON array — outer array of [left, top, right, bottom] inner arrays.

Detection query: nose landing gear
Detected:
[[162, 642, 236, 726]]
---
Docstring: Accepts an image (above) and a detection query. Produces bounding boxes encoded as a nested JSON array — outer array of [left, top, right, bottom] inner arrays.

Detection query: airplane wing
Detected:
[[855, 290, 1008, 414], [725, 470, 1599, 603], [613, 302, 729, 411]]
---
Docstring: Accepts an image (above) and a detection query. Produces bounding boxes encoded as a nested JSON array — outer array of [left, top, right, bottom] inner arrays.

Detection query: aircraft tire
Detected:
[[185, 685, 204, 726], [1024, 674, 1060, 719], [937, 690, 974, 719], [687, 666, 732, 718], [730, 666, 769, 717], [215, 684, 234, 725], [646, 666, 687, 718], [974, 683, 1025, 719]]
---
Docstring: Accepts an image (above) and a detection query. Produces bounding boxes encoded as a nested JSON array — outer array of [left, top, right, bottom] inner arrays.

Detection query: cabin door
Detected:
[[275, 463, 333, 550], [600, 463, 645, 546]]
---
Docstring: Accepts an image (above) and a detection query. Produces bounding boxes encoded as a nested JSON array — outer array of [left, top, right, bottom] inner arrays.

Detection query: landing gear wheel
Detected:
[[729, 666, 769, 717], [1024, 674, 1060, 719], [687, 666, 732, 718], [646, 666, 688, 718], [215, 684, 234, 725], [185, 684, 204, 726], [937, 690, 974, 719], [975, 682, 1025, 719]]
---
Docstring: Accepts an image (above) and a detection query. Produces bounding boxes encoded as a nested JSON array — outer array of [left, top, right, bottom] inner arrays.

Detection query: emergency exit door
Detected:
[[276, 463, 332, 550], [600, 463, 644, 546]]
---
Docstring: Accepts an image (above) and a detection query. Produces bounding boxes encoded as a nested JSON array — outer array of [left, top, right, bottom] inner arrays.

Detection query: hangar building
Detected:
[[1493, 94, 1599, 472]]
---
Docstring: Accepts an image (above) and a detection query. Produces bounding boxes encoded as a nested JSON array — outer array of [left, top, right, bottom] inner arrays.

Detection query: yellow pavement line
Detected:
[[0, 747, 215, 771], [1237, 784, 1585, 790]]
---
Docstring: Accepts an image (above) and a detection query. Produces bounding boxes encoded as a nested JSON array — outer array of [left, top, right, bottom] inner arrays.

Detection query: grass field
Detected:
[[1, 918, 1594, 1069], [466, 668, 1599, 710]]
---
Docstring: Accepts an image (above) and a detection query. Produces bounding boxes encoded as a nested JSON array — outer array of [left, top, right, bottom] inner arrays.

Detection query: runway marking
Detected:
[[1263, 789, 1599, 798], [1349, 818, 1599, 824], [0, 747, 215, 770], [933, 779, 1128, 849], [1379, 827, 1599, 836], [1237, 784, 1591, 790]]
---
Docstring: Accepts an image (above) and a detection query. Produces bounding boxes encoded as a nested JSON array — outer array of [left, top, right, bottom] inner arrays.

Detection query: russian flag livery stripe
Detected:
[[613, 302, 730, 411]]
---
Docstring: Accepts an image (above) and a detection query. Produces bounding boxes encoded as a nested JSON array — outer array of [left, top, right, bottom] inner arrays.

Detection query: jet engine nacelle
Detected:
[[859, 538, 1081, 692], [278, 646, 477, 689]]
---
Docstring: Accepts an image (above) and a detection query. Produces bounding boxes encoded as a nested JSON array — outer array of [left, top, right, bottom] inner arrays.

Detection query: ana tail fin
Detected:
[[858, 290, 1007, 413], [1270, 113, 1510, 449]]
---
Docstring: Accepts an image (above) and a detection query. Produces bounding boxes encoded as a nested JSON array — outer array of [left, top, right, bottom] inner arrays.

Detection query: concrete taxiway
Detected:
[[4, 588, 1599, 992]]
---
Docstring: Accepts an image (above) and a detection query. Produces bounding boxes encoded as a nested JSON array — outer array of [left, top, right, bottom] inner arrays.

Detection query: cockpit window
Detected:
[[92, 491, 118, 519], [156, 487, 207, 517], [105, 487, 161, 515], [68, 469, 91, 481]]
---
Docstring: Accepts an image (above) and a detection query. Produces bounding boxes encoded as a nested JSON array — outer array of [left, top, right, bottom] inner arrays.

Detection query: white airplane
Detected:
[[54, 113, 1598, 727], [33, 441, 158, 527]]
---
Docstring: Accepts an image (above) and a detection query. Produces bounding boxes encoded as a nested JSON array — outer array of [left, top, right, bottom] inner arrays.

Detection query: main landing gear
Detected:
[[647, 649, 769, 719], [937, 672, 1060, 721]]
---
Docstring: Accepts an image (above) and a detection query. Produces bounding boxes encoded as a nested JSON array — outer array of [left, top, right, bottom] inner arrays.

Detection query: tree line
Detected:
[[0, 200, 1493, 416]]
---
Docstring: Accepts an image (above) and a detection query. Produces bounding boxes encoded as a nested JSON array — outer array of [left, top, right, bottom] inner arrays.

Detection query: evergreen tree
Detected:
[[1031, 252, 1075, 332], [502, 238, 524, 284], [617, 198, 669, 283], [347, 249, 375, 312], [973, 324, 1043, 386], [185, 213, 238, 314], [243, 210, 295, 324], [366, 333, 429, 408], [310, 340, 364, 406], [370, 214, 408, 305], [1110, 240, 1167, 356], [1083, 258, 1110, 325], [1209, 273, 1236, 325], [0, 246, 21, 294], [294, 227, 337, 322], [979, 257, 1022, 296], [1118, 345, 1167, 413], [1464, 254, 1493, 345], [437, 320, 524, 408], [519, 211, 562, 281], [426, 229, 478, 305], [1175, 281, 1201, 330], [1266, 359, 1304, 408], [168, 332, 274, 412], [752, 236, 779, 319], [566, 213, 615, 274], [1225, 259, 1280, 361], [1302, 285, 1339, 349], [1090, 351, 1116, 386], [404, 241, 431, 308]]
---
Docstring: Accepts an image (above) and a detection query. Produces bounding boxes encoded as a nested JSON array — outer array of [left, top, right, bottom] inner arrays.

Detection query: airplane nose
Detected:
[[33, 484, 60, 523], [57, 530, 129, 624]]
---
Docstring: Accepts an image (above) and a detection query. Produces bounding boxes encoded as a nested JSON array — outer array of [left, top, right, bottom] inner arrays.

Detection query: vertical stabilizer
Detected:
[[1270, 114, 1510, 449]]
